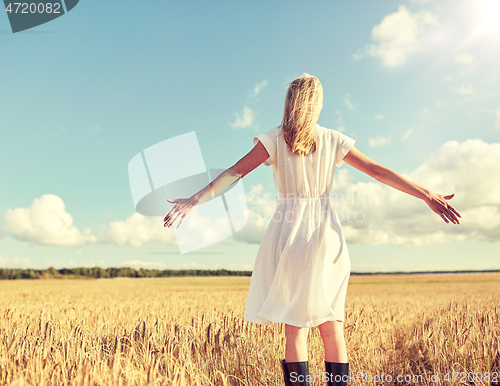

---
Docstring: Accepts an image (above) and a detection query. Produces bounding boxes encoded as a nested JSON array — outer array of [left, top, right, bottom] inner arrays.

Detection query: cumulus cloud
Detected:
[[455, 53, 474, 65], [231, 106, 253, 128], [369, 136, 392, 148], [105, 140, 500, 248], [455, 53, 477, 75], [402, 128, 413, 139], [250, 80, 267, 97], [97, 213, 176, 247], [228, 262, 253, 270], [236, 139, 500, 247], [458, 83, 476, 96], [42, 259, 106, 269], [233, 183, 277, 245], [97, 206, 235, 248], [8, 138, 498, 252], [334, 139, 500, 245], [0, 256, 32, 268], [417, 106, 431, 118], [122, 260, 167, 269], [355, 5, 437, 67], [344, 97, 354, 111], [0, 194, 96, 246], [335, 111, 346, 132], [415, 101, 442, 122], [95, 183, 273, 249]]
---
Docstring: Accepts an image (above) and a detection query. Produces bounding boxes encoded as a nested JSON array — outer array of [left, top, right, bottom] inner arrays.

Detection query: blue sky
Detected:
[[1, 0, 499, 273]]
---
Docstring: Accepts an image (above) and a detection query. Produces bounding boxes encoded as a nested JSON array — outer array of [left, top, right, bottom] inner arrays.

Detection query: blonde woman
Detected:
[[164, 73, 461, 386]]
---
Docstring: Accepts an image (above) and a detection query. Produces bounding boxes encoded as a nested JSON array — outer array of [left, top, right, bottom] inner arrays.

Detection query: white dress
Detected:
[[243, 123, 356, 328]]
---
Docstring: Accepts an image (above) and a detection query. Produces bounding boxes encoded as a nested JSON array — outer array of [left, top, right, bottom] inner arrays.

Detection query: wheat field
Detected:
[[0, 273, 499, 386]]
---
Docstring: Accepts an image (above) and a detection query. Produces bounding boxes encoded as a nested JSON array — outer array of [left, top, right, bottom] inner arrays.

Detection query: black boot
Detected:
[[324, 361, 349, 386], [280, 359, 310, 386]]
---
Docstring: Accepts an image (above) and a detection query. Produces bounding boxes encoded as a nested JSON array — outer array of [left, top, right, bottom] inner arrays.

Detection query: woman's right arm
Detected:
[[342, 146, 461, 224]]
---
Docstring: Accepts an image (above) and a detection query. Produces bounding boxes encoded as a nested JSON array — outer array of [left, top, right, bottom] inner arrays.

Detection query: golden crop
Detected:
[[0, 273, 498, 385]]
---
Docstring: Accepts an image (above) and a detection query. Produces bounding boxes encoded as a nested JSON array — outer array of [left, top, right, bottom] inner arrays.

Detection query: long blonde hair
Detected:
[[279, 73, 323, 156]]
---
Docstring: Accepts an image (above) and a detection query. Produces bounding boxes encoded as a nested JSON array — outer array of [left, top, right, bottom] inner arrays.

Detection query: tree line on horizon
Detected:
[[0, 267, 498, 280], [0, 267, 253, 280]]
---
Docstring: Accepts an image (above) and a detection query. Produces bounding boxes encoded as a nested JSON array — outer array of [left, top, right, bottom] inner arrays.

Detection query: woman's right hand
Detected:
[[425, 192, 461, 224]]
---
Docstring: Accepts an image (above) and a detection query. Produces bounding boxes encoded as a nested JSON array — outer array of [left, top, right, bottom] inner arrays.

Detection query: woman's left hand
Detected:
[[164, 197, 198, 229]]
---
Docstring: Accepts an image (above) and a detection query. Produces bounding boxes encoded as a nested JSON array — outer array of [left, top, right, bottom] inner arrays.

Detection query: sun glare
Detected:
[[478, 0, 500, 32]]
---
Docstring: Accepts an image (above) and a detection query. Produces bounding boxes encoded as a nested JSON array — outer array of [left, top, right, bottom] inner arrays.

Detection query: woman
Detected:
[[164, 73, 461, 386]]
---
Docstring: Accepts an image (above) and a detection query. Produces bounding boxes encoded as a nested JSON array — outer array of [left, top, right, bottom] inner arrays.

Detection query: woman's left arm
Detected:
[[164, 140, 270, 229]]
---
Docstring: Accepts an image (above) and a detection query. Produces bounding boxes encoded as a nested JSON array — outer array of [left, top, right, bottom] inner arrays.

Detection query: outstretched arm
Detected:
[[342, 146, 461, 224], [190, 139, 270, 206], [164, 140, 270, 229]]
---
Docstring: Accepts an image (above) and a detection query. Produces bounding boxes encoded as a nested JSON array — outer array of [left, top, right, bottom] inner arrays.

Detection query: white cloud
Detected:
[[0, 194, 96, 246], [231, 106, 253, 128], [454, 53, 477, 75], [352, 52, 364, 61], [375, 114, 385, 120], [440, 76, 452, 83], [163, 140, 500, 248], [122, 260, 167, 269], [416, 101, 442, 122], [369, 136, 392, 148], [458, 83, 475, 95], [233, 183, 277, 245], [333, 139, 500, 245], [495, 107, 500, 129], [97, 213, 176, 247], [42, 259, 106, 269], [402, 128, 413, 140], [417, 106, 430, 117], [173, 209, 239, 247], [344, 97, 354, 111], [335, 111, 346, 132], [97, 206, 234, 248], [355, 5, 437, 67], [250, 80, 267, 97], [454, 53, 474, 65], [0, 256, 32, 268], [228, 262, 253, 270]]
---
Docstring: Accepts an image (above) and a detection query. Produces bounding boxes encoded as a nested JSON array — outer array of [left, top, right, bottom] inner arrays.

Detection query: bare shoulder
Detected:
[[342, 145, 384, 178]]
